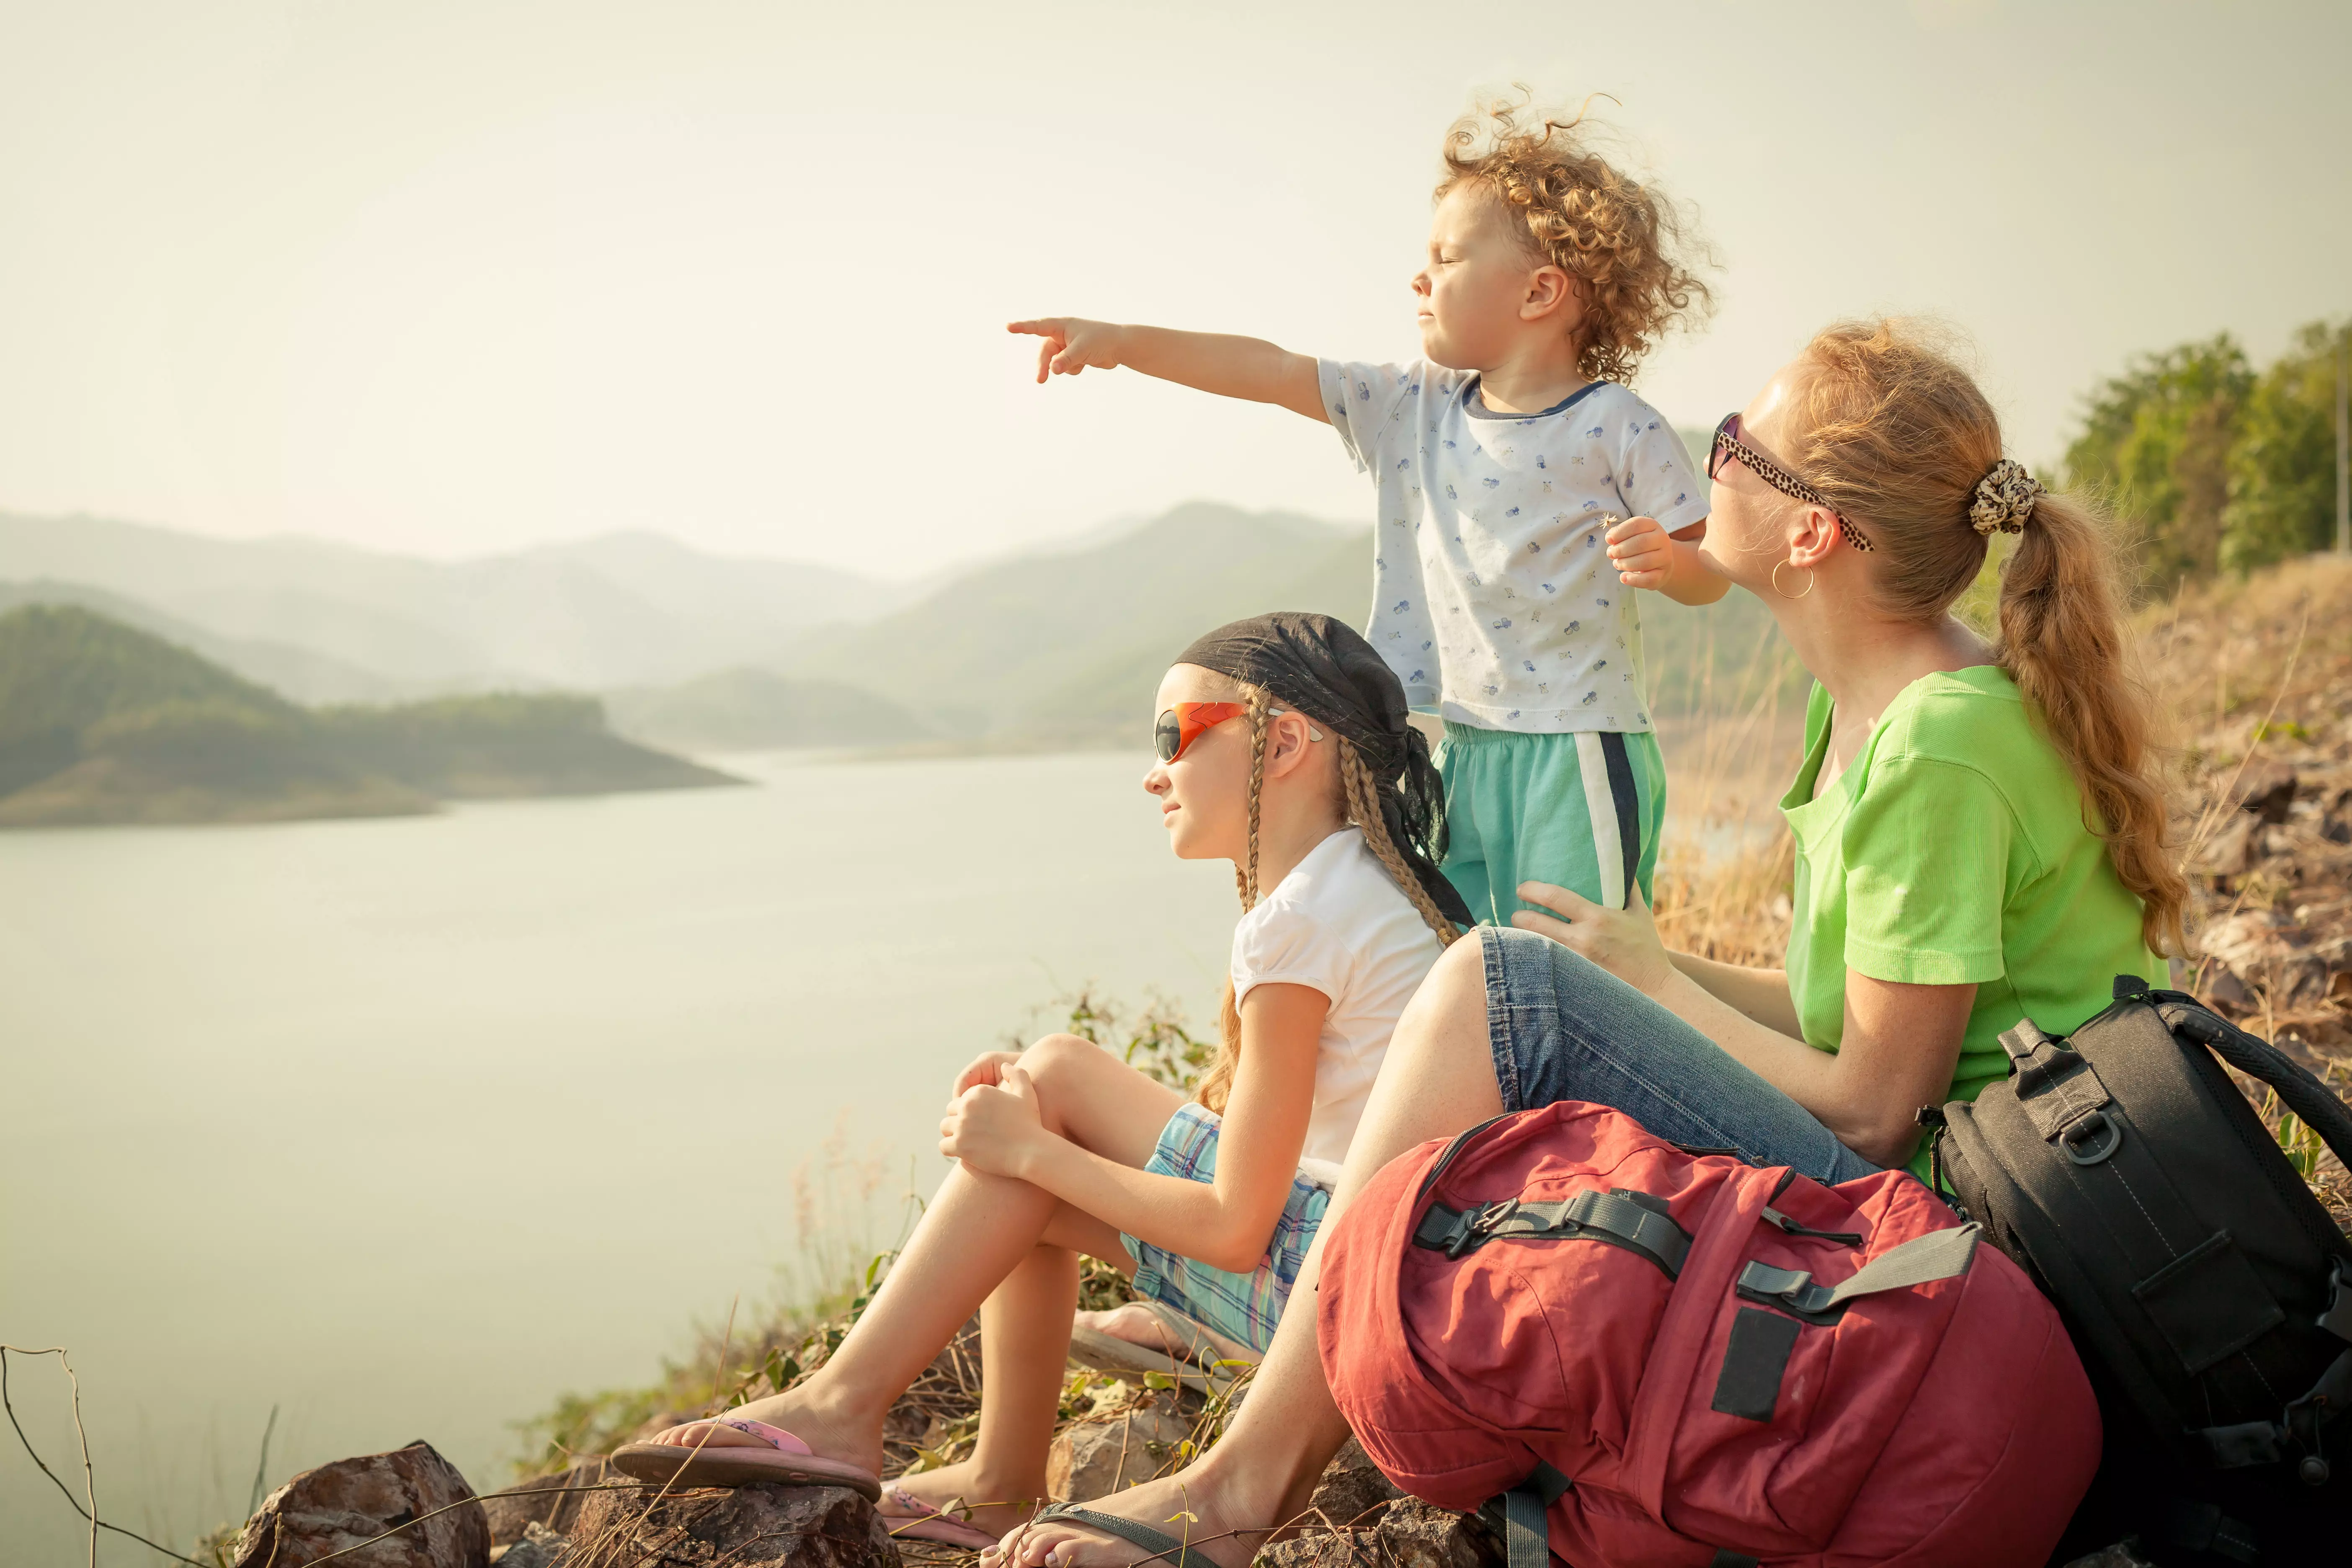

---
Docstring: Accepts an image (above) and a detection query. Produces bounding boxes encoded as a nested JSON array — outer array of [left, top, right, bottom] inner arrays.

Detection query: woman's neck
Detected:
[[1769, 586, 1990, 771]]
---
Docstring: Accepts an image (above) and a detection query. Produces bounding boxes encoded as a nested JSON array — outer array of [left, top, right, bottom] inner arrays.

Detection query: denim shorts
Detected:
[[1481, 926, 1881, 1186], [1119, 1102, 1331, 1354]]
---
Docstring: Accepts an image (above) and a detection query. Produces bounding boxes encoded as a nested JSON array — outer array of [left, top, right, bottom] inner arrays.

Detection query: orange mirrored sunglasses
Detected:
[[1154, 702, 1246, 763]]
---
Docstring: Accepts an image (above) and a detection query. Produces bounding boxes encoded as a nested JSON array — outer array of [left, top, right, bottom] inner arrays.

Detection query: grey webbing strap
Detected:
[[1414, 1188, 1692, 1277], [1737, 1224, 1981, 1320], [1492, 1462, 1571, 1568]]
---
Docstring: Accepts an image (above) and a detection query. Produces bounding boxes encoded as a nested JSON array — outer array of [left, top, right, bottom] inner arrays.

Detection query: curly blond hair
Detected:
[[1437, 95, 1712, 385]]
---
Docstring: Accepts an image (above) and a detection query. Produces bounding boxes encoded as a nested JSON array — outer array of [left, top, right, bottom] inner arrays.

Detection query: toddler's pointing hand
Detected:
[[1604, 514, 1674, 589], [1007, 317, 1126, 382]]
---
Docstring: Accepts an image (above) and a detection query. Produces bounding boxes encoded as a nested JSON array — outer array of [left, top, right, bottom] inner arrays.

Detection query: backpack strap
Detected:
[[1734, 1224, 1981, 1324], [1486, 1461, 1571, 1568], [2148, 990, 2352, 1173], [1414, 1187, 1692, 1277]]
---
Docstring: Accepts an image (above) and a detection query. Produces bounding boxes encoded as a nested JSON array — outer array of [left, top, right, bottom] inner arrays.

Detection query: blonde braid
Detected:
[[1200, 683, 1275, 1115], [1240, 686, 1271, 910], [1339, 738, 1460, 946]]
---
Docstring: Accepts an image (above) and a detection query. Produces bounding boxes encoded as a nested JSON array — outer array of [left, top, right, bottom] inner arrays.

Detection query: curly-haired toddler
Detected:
[[1013, 101, 1720, 925]]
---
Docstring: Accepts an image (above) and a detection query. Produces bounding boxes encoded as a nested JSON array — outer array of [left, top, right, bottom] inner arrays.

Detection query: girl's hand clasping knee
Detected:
[[952, 1050, 1024, 1097], [939, 1062, 1048, 1179]]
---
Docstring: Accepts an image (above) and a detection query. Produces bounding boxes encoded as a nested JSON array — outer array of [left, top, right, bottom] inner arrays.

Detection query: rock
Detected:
[[485, 1457, 617, 1546], [2205, 965, 2257, 1012], [490, 1522, 569, 1568], [1046, 1397, 1197, 1501], [233, 1439, 490, 1568], [1302, 1439, 1403, 1530], [1255, 1499, 1501, 1568], [2237, 764, 2298, 824], [565, 1480, 897, 1568]]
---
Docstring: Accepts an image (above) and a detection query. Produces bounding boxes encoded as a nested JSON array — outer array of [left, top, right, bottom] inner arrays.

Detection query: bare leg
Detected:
[[998, 938, 1504, 1568], [639, 1037, 1176, 1501]]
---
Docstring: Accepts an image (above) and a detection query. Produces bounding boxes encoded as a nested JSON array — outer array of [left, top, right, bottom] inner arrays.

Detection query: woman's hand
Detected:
[[952, 1050, 1024, 1097], [939, 1062, 1048, 1178], [1513, 880, 1676, 997]]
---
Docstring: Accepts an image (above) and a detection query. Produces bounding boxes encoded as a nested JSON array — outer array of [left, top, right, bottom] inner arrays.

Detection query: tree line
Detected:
[[2061, 319, 2349, 585]]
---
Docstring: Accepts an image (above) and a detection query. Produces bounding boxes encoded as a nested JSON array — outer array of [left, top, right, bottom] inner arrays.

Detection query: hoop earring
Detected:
[[1771, 560, 1816, 599]]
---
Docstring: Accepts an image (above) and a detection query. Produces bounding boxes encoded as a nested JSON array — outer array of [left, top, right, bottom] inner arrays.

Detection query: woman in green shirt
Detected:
[[999, 319, 2190, 1568]]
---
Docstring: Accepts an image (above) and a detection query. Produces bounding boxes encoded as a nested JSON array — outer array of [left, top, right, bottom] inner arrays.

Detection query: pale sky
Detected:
[[2, 0, 2345, 579]]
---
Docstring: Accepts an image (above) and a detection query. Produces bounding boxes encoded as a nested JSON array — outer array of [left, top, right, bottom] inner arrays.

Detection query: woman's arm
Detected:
[[1516, 882, 1972, 1169], [941, 983, 1326, 1272], [1666, 951, 1803, 1037]]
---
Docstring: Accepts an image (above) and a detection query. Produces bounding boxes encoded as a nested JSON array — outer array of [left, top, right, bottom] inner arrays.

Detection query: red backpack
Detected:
[[1316, 1102, 2101, 1568]]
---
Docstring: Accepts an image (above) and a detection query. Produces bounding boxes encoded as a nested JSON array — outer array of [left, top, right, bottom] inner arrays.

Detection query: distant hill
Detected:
[[0, 606, 736, 827], [0, 578, 410, 704], [0, 514, 911, 691], [604, 668, 933, 753], [783, 502, 1370, 745]]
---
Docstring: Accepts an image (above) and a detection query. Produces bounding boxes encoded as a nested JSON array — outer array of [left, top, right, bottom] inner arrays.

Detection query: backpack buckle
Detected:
[[1412, 1201, 1490, 1259]]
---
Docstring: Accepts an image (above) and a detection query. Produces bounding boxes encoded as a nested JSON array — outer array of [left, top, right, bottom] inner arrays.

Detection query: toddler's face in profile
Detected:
[[1413, 184, 1582, 372]]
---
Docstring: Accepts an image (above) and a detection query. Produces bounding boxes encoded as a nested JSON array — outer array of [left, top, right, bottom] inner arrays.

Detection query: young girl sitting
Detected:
[[613, 611, 1471, 1546]]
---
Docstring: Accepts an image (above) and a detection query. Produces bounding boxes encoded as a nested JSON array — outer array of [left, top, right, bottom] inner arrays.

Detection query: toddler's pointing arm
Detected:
[[1008, 317, 1326, 423]]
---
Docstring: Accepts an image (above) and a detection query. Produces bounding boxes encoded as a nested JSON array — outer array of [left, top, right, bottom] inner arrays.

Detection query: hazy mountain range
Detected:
[[0, 500, 1795, 756], [0, 513, 912, 696]]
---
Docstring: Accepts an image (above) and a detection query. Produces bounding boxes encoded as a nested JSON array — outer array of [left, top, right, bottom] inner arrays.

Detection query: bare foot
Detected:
[[1077, 1305, 1255, 1367], [637, 1387, 885, 1478], [884, 1458, 1044, 1539], [988, 1463, 1276, 1568]]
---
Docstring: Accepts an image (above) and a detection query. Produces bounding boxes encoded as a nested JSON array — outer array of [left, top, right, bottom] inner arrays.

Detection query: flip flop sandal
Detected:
[[1017, 1502, 1213, 1568], [880, 1485, 1004, 1550], [610, 1417, 883, 1500]]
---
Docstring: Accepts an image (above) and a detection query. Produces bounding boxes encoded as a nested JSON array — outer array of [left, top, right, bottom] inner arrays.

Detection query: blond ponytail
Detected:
[[1790, 319, 2187, 956], [1991, 490, 2187, 954]]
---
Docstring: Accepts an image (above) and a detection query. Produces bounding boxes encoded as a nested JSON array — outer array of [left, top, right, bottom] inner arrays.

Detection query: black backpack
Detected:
[[1927, 975, 2352, 1566]]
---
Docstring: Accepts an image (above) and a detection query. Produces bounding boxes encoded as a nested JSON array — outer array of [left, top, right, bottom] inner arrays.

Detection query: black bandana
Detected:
[[1175, 612, 1473, 929]]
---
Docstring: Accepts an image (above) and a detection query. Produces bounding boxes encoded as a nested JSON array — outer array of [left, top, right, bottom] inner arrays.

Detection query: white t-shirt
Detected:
[[1318, 359, 1710, 733], [1229, 827, 1445, 1185]]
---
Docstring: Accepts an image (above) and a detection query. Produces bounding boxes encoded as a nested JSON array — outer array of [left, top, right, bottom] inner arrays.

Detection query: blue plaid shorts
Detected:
[[1119, 1102, 1331, 1354]]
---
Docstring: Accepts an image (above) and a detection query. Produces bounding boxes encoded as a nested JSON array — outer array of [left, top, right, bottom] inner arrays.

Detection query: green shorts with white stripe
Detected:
[[1432, 722, 1666, 928]]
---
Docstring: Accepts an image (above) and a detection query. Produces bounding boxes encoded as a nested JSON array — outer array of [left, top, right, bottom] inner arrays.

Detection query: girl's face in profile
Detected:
[[1143, 663, 1253, 863]]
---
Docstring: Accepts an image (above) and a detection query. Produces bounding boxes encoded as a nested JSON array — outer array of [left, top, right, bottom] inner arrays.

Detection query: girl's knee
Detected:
[[1021, 1032, 1099, 1086]]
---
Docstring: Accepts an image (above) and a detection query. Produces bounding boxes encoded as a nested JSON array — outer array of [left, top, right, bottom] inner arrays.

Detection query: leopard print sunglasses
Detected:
[[1708, 413, 1874, 553]]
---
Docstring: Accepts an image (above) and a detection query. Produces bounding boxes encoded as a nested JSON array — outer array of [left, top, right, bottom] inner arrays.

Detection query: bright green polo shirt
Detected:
[[1779, 665, 2159, 1179]]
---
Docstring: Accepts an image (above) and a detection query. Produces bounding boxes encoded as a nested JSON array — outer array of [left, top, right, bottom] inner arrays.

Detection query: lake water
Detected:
[[0, 751, 1248, 1564]]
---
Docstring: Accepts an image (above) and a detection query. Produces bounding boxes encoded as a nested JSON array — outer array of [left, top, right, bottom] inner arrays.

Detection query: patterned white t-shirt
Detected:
[[1319, 360, 1710, 733]]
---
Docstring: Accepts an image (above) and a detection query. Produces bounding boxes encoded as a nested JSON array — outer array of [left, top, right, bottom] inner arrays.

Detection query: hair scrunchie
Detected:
[[1970, 457, 2045, 536]]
